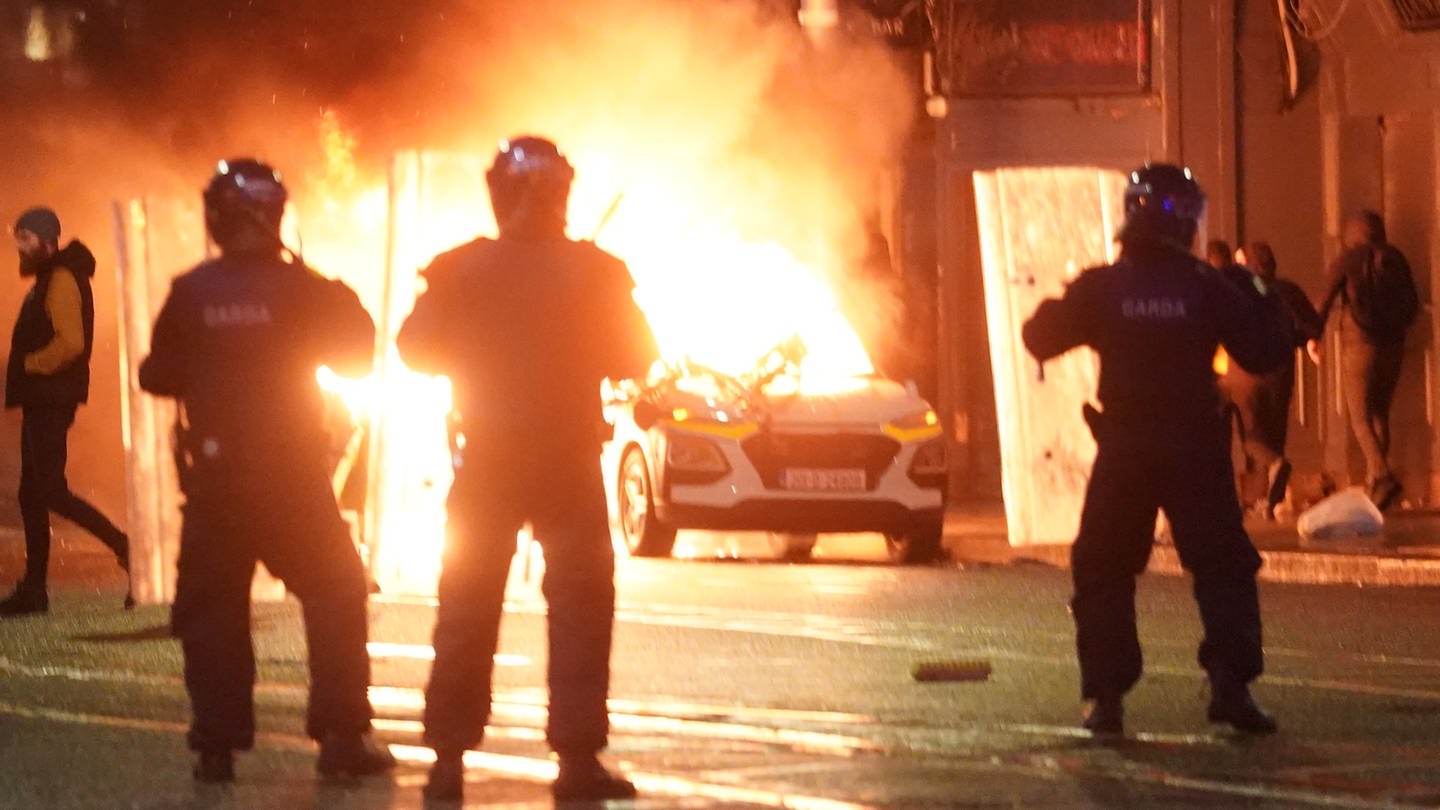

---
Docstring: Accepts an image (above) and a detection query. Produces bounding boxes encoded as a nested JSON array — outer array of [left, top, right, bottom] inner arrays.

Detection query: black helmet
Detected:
[[1121, 163, 1205, 249], [486, 136, 574, 236], [203, 158, 288, 249]]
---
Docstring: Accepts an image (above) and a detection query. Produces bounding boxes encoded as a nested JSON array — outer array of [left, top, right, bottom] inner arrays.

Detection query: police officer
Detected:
[[1022, 163, 1289, 737], [398, 136, 656, 803], [1226, 242, 1323, 519], [138, 159, 395, 782]]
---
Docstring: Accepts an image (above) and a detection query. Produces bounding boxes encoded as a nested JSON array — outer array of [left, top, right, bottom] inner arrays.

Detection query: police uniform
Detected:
[[1021, 165, 1289, 735], [399, 136, 653, 804], [398, 234, 655, 757], [139, 248, 378, 759], [133, 158, 393, 785]]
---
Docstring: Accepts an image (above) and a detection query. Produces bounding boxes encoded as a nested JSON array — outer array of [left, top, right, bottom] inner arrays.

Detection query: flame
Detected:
[[300, 102, 884, 595], [568, 169, 875, 381], [623, 232, 871, 379], [305, 115, 461, 597]]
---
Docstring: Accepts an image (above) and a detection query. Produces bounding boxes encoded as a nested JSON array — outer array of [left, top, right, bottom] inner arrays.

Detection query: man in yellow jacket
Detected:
[[2, 207, 130, 616]]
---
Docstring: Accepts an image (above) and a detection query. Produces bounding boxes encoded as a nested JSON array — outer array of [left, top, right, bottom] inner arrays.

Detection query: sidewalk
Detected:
[[942, 500, 1440, 587]]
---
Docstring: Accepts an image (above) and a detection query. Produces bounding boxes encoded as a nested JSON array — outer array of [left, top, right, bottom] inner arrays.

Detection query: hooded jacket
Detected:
[[6, 240, 97, 408]]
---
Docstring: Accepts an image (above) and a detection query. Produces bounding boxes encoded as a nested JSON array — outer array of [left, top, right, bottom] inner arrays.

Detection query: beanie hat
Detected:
[[14, 207, 61, 242]]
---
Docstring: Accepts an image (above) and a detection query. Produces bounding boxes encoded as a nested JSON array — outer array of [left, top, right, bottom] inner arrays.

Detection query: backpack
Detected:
[[1348, 245, 1419, 343]]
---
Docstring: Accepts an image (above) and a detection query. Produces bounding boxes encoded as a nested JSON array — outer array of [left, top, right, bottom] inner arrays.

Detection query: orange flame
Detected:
[[303, 105, 885, 594]]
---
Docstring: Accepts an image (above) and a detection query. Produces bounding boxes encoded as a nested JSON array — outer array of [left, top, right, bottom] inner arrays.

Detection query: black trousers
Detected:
[[1071, 427, 1264, 700], [18, 403, 128, 590], [1341, 336, 1405, 483], [171, 461, 374, 752], [1224, 364, 1295, 471], [423, 442, 615, 756]]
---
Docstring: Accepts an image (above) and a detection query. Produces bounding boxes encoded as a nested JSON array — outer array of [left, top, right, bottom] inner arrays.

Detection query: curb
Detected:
[[943, 529, 1440, 588], [1156, 544, 1440, 587]]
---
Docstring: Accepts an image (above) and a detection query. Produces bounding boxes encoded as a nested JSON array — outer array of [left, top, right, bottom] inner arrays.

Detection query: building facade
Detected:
[[926, 0, 1440, 510]]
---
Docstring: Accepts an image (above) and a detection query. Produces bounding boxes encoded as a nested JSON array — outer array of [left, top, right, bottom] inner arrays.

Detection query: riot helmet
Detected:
[[203, 158, 288, 250], [1120, 163, 1205, 250], [486, 136, 574, 237]]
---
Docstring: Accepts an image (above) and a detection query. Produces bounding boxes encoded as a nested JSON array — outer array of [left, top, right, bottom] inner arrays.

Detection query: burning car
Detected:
[[602, 338, 948, 564]]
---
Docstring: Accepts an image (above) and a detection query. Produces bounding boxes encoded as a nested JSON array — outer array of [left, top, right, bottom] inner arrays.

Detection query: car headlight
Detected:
[[908, 438, 947, 486], [662, 407, 759, 439], [883, 408, 942, 442], [667, 433, 730, 476]]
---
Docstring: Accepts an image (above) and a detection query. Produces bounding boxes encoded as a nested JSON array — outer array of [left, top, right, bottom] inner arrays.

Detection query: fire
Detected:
[[566, 161, 876, 381], [119, 3, 917, 601], [614, 231, 872, 380], [299, 134, 469, 598], [299, 109, 883, 596]]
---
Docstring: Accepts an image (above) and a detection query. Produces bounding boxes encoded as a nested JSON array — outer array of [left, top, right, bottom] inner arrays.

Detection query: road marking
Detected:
[[0, 698, 875, 810], [12, 631, 1440, 706], [370, 714, 880, 756], [366, 641, 436, 660], [0, 698, 1405, 809], [384, 744, 878, 809], [366, 641, 531, 667], [1260, 674, 1440, 702], [5, 640, 1440, 807], [985, 751, 1414, 809], [1268, 647, 1440, 669]]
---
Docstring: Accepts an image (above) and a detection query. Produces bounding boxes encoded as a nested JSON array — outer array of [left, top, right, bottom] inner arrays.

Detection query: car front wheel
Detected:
[[618, 447, 677, 557], [885, 523, 946, 565]]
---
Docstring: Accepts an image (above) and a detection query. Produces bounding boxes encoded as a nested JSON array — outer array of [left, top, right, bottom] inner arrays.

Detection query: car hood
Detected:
[[757, 376, 929, 428]]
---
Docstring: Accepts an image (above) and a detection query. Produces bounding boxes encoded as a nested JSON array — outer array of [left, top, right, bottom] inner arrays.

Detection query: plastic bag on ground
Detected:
[[1295, 487, 1384, 541]]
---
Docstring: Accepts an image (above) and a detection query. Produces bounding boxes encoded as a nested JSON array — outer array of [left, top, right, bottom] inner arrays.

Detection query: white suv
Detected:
[[601, 342, 948, 564]]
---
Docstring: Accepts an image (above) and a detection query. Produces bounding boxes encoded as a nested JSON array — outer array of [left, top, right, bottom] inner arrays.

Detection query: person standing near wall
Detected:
[[1210, 237, 1261, 484], [1205, 238, 1233, 271], [1224, 242, 1323, 519], [1, 207, 131, 616], [1314, 211, 1419, 511]]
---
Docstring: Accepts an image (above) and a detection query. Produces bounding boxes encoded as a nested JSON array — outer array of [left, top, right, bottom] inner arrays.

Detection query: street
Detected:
[[1, 532, 1439, 808]]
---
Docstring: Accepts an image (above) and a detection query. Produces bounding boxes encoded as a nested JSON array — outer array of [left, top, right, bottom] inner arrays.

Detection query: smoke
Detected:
[[0, 0, 918, 533], [376, 0, 919, 370]]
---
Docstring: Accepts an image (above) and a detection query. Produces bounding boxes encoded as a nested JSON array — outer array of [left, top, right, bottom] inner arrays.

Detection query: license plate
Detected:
[[780, 467, 866, 492]]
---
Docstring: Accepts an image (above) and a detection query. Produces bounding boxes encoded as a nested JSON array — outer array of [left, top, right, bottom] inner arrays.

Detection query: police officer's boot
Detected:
[[423, 749, 465, 803], [1080, 692, 1124, 737], [316, 730, 397, 780], [192, 749, 235, 783], [552, 753, 637, 802], [1207, 676, 1278, 734]]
